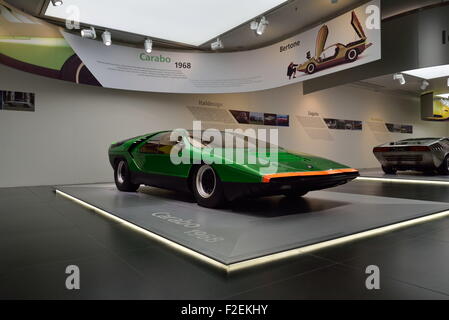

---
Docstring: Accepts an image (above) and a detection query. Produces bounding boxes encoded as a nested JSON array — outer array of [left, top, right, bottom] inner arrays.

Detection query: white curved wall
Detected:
[[0, 64, 447, 187]]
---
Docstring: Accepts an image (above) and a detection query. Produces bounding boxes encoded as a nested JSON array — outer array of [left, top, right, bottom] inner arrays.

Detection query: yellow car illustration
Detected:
[[297, 11, 372, 75]]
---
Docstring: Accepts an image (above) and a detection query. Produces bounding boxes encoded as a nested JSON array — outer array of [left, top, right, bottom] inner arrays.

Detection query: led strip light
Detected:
[[55, 189, 449, 273], [357, 176, 449, 185]]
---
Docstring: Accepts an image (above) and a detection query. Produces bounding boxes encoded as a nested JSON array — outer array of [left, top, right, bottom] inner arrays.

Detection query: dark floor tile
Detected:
[[115, 246, 333, 299], [0, 252, 147, 300], [0, 187, 35, 198], [343, 237, 449, 295], [49, 202, 157, 253], [309, 223, 431, 263], [0, 229, 109, 276], [227, 264, 449, 300], [0, 202, 77, 240], [416, 222, 449, 243]]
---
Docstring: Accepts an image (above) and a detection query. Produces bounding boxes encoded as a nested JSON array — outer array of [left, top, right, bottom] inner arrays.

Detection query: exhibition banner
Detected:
[[0, 0, 381, 94], [0, 0, 99, 85]]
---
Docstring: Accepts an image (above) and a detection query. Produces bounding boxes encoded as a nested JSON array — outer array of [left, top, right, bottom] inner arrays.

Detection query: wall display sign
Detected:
[[323, 118, 363, 131], [0, 90, 35, 112], [385, 123, 413, 134], [187, 106, 235, 123], [0, 0, 381, 94], [230, 110, 289, 127]]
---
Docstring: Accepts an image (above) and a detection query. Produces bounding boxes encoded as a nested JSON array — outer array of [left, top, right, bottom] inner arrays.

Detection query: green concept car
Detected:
[[108, 131, 359, 208]]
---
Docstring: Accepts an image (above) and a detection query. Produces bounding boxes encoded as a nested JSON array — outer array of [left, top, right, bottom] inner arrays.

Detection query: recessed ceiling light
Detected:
[[393, 73, 406, 85], [144, 38, 153, 53], [256, 16, 269, 35], [51, 0, 63, 6], [403, 64, 449, 80], [211, 38, 224, 51], [102, 30, 112, 46], [80, 26, 96, 39], [250, 20, 259, 31], [45, 0, 287, 46], [420, 80, 430, 91]]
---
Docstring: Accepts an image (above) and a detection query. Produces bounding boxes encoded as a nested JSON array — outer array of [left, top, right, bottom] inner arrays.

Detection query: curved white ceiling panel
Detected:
[[45, 0, 288, 46]]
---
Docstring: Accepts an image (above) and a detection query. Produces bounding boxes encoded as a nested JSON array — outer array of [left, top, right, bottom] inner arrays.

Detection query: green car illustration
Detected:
[[108, 131, 359, 208], [0, 1, 99, 85]]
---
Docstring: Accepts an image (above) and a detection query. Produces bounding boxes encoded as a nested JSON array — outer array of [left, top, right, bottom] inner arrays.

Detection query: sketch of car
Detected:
[[373, 138, 449, 175], [297, 11, 372, 75], [109, 130, 359, 208]]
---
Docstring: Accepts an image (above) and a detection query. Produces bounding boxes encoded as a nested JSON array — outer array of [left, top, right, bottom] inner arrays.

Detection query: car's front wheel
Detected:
[[114, 159, 140, 192], [345, 48, 359, 62], [306, 63, 316, 74], [437, 155, 449, 175], [193, 165, 225, 208], [382, 166, 397, 175]]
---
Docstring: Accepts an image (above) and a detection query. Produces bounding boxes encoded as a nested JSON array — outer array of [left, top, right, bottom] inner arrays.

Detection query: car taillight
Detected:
[[373, 147, 391, 152], [407, 146, 430, 152]]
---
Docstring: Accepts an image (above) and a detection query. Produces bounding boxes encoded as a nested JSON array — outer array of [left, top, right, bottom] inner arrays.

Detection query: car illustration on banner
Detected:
[[0, 1, 100, 86], [297, 11, 372, 75], [373, 138, 449, 175], [109, 131, 359, 208]]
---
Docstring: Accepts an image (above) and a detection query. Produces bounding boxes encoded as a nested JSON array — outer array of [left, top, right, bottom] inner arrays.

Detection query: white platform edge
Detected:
[[357, 176, 449, 185], [55, 188, 449, 273]]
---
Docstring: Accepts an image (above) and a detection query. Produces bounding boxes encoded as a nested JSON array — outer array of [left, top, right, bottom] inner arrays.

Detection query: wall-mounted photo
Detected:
[[230, 109, 290, 127], [249, 112, 264, 125], [324, 118, 363, 131], [276, 114, 290, 127], [0, 90, 35, 112], [230, 110, 250, 124], [385, 123, 413, 134], [264, 113, 277, 126]]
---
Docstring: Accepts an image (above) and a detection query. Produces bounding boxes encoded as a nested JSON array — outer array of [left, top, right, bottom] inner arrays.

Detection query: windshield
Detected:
[[392, 138, 440, 145], [187, 131, 283, 151]]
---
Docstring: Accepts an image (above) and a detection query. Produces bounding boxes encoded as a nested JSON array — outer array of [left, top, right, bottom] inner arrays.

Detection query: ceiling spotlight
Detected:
[[250, 20, 259, 31], [144, 38, 153, 53], [256, 16, 269, 35], [420, 80, 430, 91], [80, 27, 96, 40], [102, 31, 112, 46], [393, 73, 406, 85], [211, 38, 224, 51], [51, 0, 63, 6]]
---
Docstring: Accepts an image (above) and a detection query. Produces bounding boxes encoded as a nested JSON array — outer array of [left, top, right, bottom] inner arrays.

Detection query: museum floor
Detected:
[[1, 179, 449, 299]]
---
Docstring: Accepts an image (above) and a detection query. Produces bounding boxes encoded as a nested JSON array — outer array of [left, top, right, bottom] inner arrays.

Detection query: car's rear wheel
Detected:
[[437, 155, 449, 175], [114, 159, 140, 192], [345, 48, 359, 62], [382, 166, 397, 175], [283, 190, 308, 198], [306, 63, 316, 74], [193, 165, 225, 208]]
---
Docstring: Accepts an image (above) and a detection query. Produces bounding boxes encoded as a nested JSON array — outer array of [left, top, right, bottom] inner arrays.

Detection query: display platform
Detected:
[[55, 183, 449, 271], [360, 168, 449, 183]]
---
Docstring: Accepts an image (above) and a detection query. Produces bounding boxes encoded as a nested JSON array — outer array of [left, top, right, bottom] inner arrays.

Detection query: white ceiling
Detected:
[[403, 65, 449, 80], [44, 0, 288, 46], [4, 0, 445, 51], [356, 72, 449, 98]]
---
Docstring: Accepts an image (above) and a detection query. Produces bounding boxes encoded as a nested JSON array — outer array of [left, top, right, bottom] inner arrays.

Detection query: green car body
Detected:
[[108, 131, 359, 207]]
